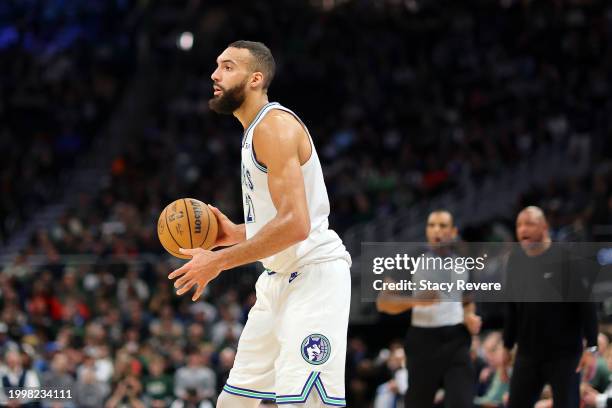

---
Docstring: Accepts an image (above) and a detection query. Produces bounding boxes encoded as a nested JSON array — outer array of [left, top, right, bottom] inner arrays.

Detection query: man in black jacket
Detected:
[[502, 206, 598, 408]]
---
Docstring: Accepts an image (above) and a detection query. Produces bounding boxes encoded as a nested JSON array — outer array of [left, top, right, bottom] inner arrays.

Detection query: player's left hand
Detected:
[[576, 349, 597, 381], [168, 248, 223, 301]]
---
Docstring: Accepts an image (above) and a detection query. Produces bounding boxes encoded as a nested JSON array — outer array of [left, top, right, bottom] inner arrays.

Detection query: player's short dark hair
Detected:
[[228, 40, 276, 90]]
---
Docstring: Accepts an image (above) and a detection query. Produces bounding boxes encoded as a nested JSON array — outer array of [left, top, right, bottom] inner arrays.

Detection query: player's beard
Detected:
[[209, 78, 247, 114]]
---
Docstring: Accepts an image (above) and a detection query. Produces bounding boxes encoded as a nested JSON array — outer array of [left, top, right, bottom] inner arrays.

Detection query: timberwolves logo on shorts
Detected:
[[301, 334, 331, 365]]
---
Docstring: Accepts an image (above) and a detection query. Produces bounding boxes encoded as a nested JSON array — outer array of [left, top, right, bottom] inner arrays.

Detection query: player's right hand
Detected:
[[207, 204, 246, 248]]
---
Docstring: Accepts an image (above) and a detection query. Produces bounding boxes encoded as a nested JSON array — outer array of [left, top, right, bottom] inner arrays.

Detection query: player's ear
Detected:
[[250, 72, 264, 89]]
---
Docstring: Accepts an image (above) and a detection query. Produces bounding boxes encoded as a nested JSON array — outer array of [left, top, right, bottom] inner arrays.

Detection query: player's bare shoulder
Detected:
[[254, 109, 304, 144], [253, 109, 309, 166]]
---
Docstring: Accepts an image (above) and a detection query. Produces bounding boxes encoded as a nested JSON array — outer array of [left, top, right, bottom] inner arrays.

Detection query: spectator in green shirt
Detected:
[[143, 355, 174, 408]]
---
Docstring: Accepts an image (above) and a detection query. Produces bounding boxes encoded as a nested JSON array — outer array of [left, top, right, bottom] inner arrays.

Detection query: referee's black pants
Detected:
[[404, 324, 474, 408], [507, 353, 581, 408]]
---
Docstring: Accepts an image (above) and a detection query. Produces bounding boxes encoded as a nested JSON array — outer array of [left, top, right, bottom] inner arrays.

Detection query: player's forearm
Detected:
[[217, 214, 308, 271], [231, 223, 247, 244]]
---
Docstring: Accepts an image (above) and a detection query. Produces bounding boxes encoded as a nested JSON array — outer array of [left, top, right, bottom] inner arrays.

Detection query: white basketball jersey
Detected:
[[240, 102, 350, 274]]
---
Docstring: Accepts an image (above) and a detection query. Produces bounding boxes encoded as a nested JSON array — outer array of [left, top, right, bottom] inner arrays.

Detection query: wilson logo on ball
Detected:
[[190, 200, 203, 234], [157, 198, 218, 259]]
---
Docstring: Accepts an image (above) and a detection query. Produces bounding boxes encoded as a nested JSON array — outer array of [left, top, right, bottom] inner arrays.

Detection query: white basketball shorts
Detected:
[[222, 257, 351, 406]]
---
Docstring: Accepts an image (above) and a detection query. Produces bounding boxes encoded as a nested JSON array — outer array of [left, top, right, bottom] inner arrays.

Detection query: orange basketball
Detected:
[[157, 198, 218, 259]]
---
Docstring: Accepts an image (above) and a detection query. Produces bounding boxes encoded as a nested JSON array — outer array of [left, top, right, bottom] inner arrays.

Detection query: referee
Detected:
[[502, 206, 598, 408], [377, 210, 481, 408]]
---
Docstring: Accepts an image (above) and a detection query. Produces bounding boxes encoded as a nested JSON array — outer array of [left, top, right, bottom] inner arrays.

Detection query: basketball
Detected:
[[157, 198, 218, 259]]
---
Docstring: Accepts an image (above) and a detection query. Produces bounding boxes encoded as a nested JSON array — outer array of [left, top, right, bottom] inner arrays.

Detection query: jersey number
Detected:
[[245, 193, 255, 223]]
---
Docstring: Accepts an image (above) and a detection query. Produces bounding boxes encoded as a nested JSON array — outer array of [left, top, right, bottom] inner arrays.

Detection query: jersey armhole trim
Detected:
[[249, 103, 316, 174], [251, 107, 315, 173], [271, 107, 315, 167], [251, 140, 268, 173], [243, 102, 279, 141], [248, 103, 280, 173]]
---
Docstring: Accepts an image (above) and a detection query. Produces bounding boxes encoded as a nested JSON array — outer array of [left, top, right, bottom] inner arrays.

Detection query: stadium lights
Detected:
[[177, 32, 194, 51]]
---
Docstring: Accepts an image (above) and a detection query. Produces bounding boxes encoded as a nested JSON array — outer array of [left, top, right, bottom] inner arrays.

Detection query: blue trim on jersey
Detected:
[[242, 102, 280, 146], [269, 105, 315, 157], [275, 372, 318, 404], [314, 376, 347, 406], [224, 372, 345, 406], [222, 384, 276, 400], [274, 372, 346, 406], [251, 147, 268, 173], [244, 102, 279, 173], [251, 103, 314, 173]]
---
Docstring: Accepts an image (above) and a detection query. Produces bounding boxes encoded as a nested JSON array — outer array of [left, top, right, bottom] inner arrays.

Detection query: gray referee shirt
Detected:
[[411, 252, 466, 328]]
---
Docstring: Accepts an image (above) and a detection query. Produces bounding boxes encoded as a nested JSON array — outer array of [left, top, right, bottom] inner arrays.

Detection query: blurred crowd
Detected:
[[0, 0, 140, 246], [143, 0, 612, 234], [0, 256, 257, 407], [350, 330, 612, 408], [1, 0, 612, 407], [516, 165, 612, 242]]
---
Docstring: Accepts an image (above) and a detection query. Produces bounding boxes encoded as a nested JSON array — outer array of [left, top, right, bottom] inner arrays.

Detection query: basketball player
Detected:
[[377, 210, 481, 408], [168, 41, 351, 407]]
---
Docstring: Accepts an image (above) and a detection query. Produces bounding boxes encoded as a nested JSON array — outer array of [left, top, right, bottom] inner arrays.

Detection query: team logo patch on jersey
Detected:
[[301, 334, 331, 365]]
